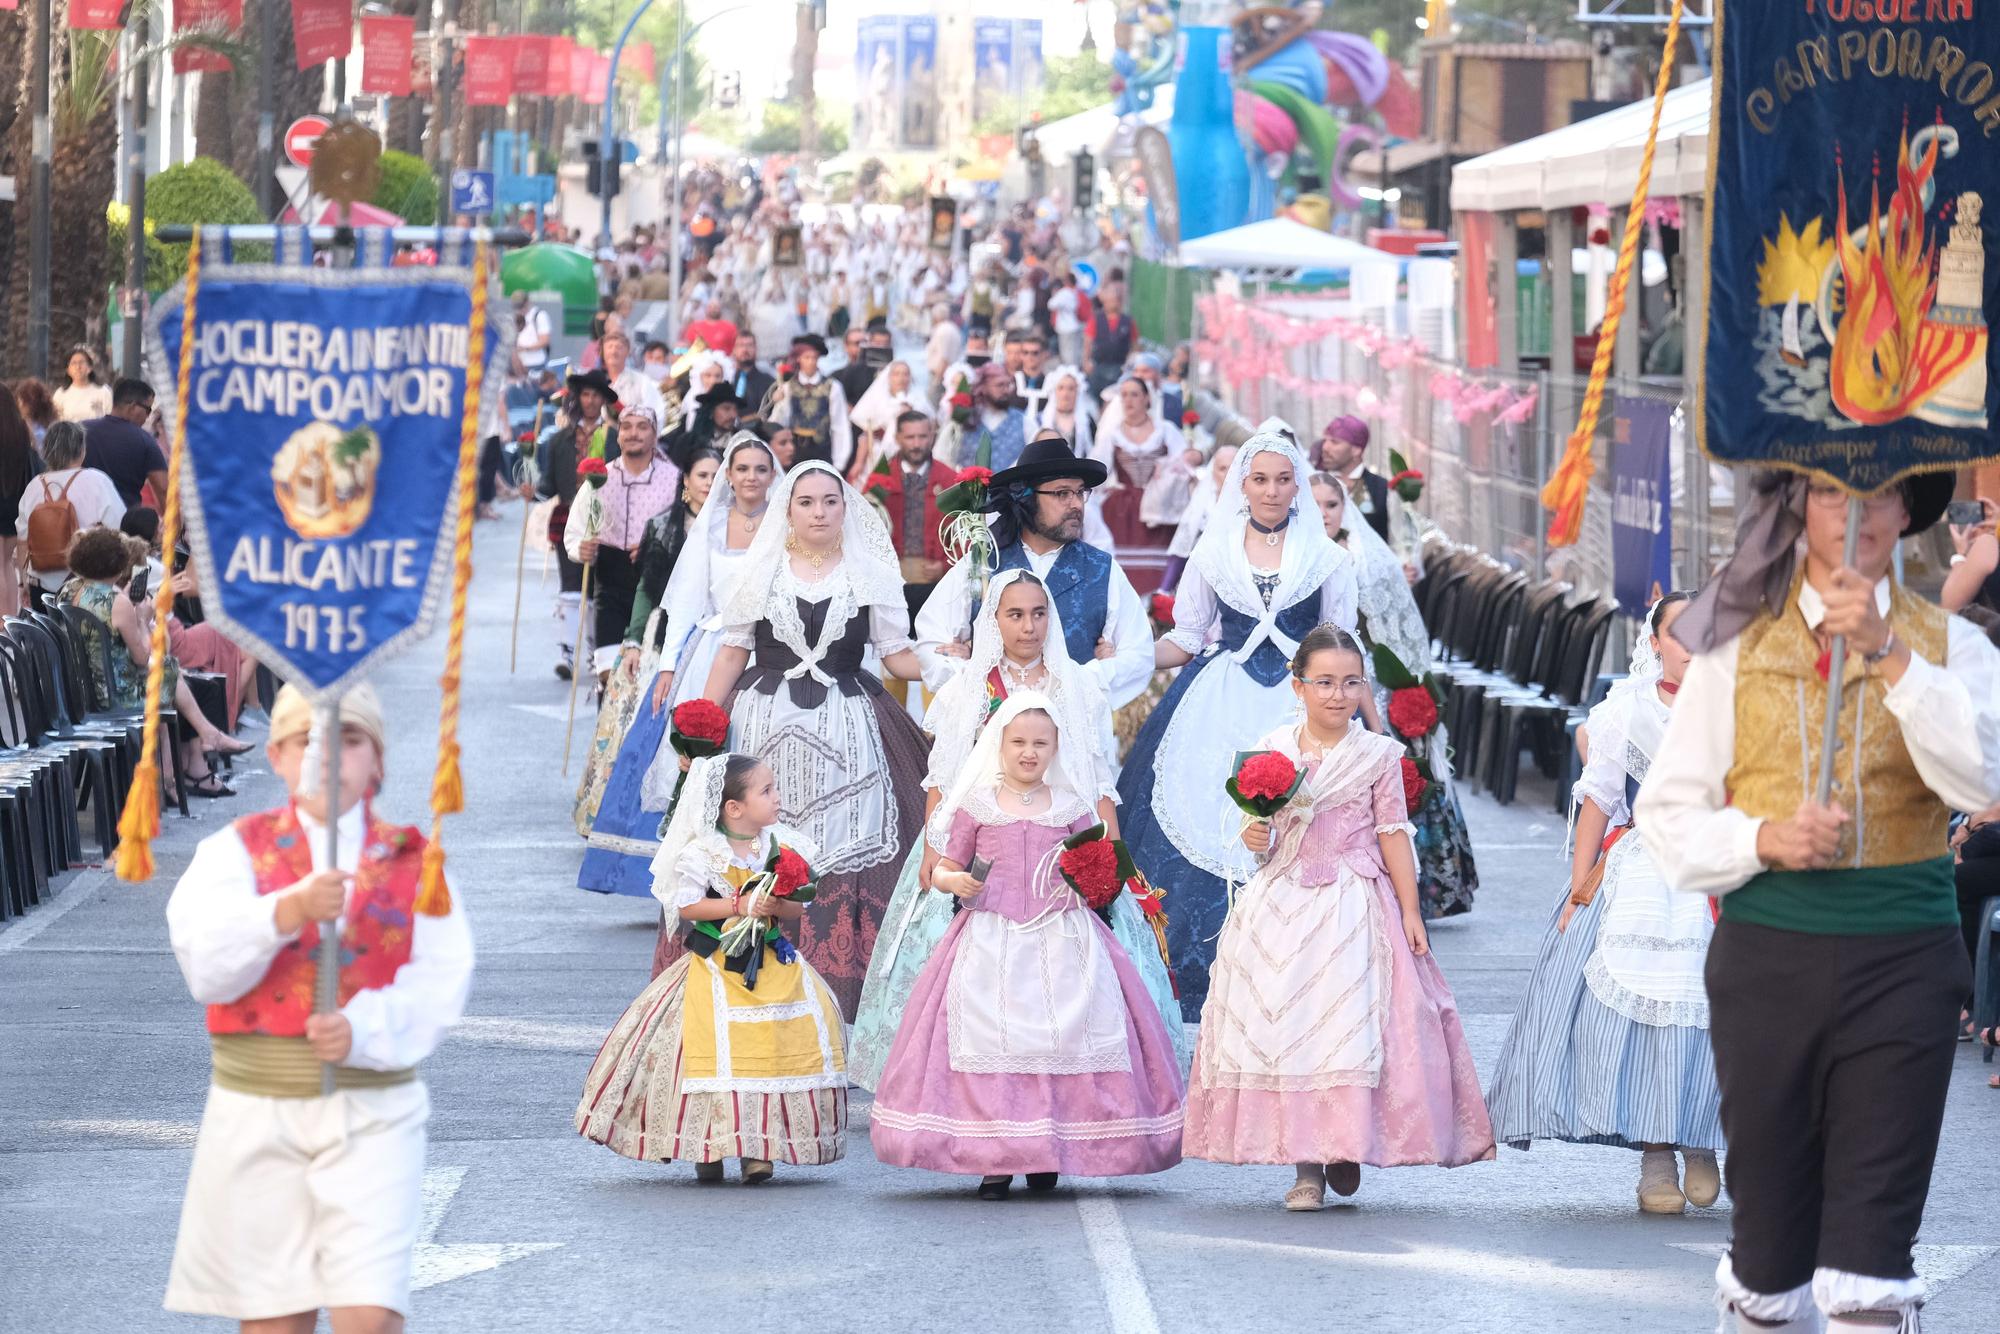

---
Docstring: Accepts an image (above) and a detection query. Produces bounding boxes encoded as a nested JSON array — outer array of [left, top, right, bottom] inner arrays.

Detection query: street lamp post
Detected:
[[597, 0, 659, 250], [654, 4, 749, 347], [27, 0, 53, 377]]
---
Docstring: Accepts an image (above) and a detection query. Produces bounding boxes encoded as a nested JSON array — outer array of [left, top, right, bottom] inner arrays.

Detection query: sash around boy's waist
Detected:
[[209, 1034, 416, 1099]]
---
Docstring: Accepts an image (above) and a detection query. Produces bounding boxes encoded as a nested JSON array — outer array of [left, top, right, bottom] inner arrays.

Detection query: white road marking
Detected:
[[1076, 1194, 1163, 1334], [1668, 1244, 1999, 1300], [509, 703, 575, 722], [37, 1117, 198, 1146], [447, 1016, 608, 1052], [412, 1166, 564, 1292], [0, 870, 115, 955]]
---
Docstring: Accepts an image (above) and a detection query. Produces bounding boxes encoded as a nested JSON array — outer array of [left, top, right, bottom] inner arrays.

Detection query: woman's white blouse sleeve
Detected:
[[1165, 565, 1218, 656]]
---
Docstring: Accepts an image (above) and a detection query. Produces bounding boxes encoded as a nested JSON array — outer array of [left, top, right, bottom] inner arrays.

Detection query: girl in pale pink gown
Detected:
[[869, 693, 1185, 1200], [1184, 625, 1493, 1210]]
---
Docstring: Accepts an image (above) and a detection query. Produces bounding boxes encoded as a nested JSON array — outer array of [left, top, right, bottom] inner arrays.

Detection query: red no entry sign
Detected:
[[284, 115, 333, 168]]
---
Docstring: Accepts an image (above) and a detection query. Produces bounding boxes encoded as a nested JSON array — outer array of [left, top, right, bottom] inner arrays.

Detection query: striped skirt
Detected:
[[1485, 882, 1724, 1153], [576, 957, 847, 1166]]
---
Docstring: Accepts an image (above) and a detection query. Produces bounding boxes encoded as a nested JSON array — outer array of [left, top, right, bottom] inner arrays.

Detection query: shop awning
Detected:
[[1450, 78, 1711, 212], [1178, 217, 1402, 278]]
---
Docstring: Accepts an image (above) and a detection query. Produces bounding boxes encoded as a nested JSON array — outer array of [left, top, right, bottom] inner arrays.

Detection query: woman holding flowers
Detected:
[[575, 449, 725, 892], [1311, 474, 1480, 919], [1118, 423, 1359, 1017], [1486, 593, 1724, 1216], [870, 694, 1185, 1199], [573, 435, 774, 898], [847, 569, 1190, 1090], [577, 753, 847, 1183], [682, 460, 931, 1017], [1185, 625, 1493, 1210]]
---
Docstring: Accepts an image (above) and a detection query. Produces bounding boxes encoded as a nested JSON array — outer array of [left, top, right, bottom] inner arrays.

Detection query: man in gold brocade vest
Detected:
[[1637, 471, 2000, 1334], [164, 685, 475, 1333]]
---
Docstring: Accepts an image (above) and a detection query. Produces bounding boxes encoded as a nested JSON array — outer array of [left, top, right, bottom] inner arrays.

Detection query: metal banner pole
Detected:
[[312, 697, 344, 1096], [1813, 499, 1864, 804]]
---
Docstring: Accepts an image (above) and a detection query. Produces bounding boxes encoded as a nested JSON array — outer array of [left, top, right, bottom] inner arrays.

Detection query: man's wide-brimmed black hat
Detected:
[[790, 332, 829, 357], [986, 435, 1108, 497], [1899, 470, 1954, 536], [567, 368, 616, 400], [695, 383, 744, 412]]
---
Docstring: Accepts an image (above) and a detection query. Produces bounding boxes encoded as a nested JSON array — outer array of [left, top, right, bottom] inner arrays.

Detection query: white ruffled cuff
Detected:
[[1375, 821, 1417, 839], [1714, 1254, 1815, 1330], [1813, 1267, 1924, 1320]]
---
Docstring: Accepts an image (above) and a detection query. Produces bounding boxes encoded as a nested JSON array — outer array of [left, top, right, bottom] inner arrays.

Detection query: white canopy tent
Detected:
[[1450, 77, 1712, 212], [1032, 87, 1175, 162], [1178, 217, 1402, 277]]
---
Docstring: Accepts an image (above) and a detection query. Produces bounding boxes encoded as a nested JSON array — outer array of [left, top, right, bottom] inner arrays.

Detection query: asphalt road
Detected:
[[3, 506, 1995, 1333]]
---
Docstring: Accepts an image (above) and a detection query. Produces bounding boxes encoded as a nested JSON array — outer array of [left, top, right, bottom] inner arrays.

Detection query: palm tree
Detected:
[[385, 0, 429, 156], [194, 3, 328, 189], [3, 0, 117, 374], [0, 7, 27, 315]]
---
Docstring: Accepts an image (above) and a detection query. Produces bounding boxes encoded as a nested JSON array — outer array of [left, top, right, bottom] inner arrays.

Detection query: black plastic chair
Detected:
[[0, 634, 86, 899], [45, 603, 195, 817], [1485, 599, 1620, 806]]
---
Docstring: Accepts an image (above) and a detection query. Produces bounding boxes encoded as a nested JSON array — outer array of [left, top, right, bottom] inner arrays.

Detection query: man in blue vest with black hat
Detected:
[[913, 429, 1155, 716]]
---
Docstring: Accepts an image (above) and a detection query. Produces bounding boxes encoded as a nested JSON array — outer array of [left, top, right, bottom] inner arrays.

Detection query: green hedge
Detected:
[[108, 157, 268, 293], [372, 150, 439, 227]]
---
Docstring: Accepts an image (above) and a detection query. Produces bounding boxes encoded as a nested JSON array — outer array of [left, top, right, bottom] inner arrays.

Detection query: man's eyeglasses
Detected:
[[1807, 482, 1904, 515], [1294, 674, 1370, 697], [1034, 486, 1089, 505]]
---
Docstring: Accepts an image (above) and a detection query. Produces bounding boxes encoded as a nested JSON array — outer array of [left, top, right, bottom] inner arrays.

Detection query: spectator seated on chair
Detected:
[[56, 529, 250, 799]]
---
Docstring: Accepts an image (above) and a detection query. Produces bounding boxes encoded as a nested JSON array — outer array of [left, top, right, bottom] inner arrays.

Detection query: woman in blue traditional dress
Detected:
[[1485, 594, 1724, 1215], [576, 433, 777, 896], [1309, 472, 1480, 919], [1119, 423, 1359, 1018], [848, 568, 1190, 1089]]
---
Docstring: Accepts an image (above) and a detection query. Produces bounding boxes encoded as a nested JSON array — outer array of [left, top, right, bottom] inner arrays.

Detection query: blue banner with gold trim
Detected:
[[147, 247, 501, 699], [1698, 0, 2000, 491]]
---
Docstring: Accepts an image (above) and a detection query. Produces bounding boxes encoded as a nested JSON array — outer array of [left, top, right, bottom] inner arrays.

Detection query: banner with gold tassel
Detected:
[[1538, 0, 1686, 548], [116, 224, 505, 886]]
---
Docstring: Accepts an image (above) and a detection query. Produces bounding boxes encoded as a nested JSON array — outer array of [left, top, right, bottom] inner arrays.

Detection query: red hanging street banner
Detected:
[[626, 40, 655, 85], [358, 14, 413, 96], [510, 33, 549, 98], [68, 0, 123, 28], [462, 34, 515, 107], [568, 43, 596, 100], [545, 35, 573, 97], [581, 53, 611, 106], [173, 0, 242, 74], [290, 0, 352, 68]]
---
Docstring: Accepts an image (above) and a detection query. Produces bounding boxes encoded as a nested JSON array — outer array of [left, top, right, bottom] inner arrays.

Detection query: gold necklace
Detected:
[[787, 533, 838, 571], [999, 778, 1045, 808]]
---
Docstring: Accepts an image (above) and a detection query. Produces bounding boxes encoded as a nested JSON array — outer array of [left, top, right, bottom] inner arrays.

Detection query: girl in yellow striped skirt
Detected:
[[576, 753, 847, 1182]]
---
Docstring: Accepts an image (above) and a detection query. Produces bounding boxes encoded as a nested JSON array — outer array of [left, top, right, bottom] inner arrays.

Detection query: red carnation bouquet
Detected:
[[1056, 822, 1141, 918], [936, 465, 992, 517], [1372, 643, 1446, 815], [1180, 408, 1200, 428], [949, 391, 975, 428], [576, 455, 610, 489], [1387, 448, 1424, 504], [1226, 750, 1307, 819], [719, 842, 818, 988], [1400, 756, 1430, 813], [1387, 686, 1438, 739], [1148, 591, 1176, 634], [666, 699, 731, 806]]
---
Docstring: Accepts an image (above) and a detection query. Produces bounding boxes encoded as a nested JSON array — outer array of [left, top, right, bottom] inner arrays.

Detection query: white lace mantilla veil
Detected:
[[932, 691, 1095, 848], [921, 568, 1115, 847], [657, 431, 780, 653], [710, 459, 907, 629], [1571, 609, 1671, 842], [676, 350, 739, 428], [1345, 507, 1431, 676], [1037, 364, 1096, 455], [647, 753, 730, 908], [852, 360, 936, 438], [1186, 420, 1350, 641]]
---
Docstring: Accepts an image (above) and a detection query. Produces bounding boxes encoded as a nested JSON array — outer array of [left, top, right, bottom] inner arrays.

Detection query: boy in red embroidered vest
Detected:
[[164, 684, 475, 1333]]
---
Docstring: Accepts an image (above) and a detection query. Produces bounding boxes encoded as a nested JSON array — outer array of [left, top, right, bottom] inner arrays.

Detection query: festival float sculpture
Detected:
[[1108, 1, 1421, 240]]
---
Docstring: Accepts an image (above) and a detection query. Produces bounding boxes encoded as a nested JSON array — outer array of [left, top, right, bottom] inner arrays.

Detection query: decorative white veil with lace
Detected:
[[932, 691, 1096, 846], [920, 568, 1115, 847]]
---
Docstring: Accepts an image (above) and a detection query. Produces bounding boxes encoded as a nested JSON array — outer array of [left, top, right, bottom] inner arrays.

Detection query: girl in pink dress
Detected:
[[870, 693, 1185, 1199], [1184, 625, 1494, 1210]]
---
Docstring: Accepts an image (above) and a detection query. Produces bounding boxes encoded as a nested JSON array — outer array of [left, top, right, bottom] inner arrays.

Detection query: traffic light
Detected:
[[583, 139, 621, 199], [1073, 149, 1095, 211], [716, 70, 741, 108]]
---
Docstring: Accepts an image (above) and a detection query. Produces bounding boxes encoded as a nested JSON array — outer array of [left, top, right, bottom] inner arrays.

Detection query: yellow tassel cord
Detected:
[[115, 233, 204, 882], [1538, 0, 1684, 548], [416, 244, 490, 917]]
